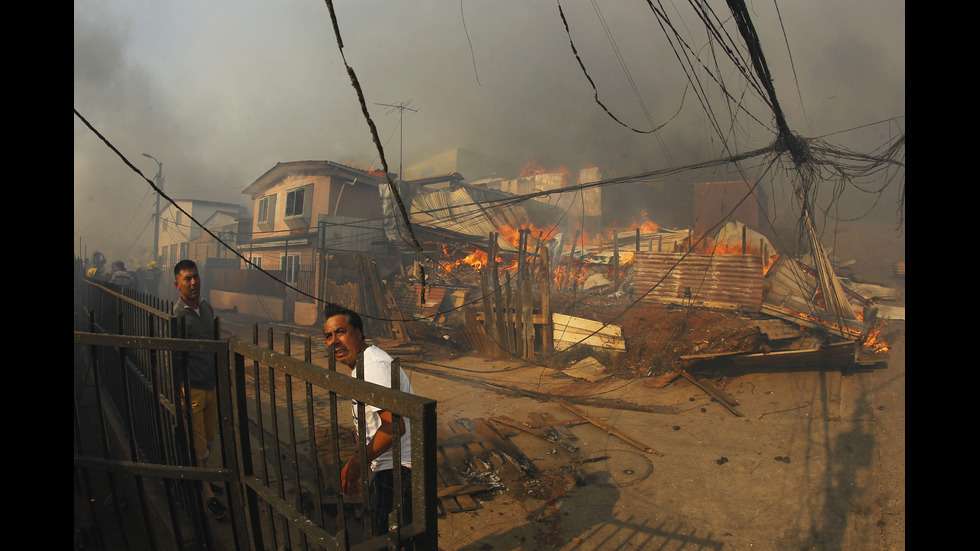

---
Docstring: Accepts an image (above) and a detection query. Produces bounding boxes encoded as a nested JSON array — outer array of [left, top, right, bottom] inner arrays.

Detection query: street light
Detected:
[[143, 153, 165, 264]]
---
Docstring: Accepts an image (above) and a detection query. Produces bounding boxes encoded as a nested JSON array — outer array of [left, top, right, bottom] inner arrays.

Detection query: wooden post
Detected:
[[488, 231, 500, 353], [528, 231, 543, 278], [742, 224, 747, 254], [518, 229, 528, 283], [522, 271, 534, 361], [635, 228, 640, 252], [613, 235, 620, 290], [505, 271, 518, 357], [488, 232, 498, 272], [482, 233, 501, 358], [541, 248, 553, 356], [493, 261, 507, 357], [481, 266, 499, 357], [515, 229, 524, 282]]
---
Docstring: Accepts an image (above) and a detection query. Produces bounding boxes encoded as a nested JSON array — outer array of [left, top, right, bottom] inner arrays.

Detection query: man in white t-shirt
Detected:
[[322, 303, 414, 539]]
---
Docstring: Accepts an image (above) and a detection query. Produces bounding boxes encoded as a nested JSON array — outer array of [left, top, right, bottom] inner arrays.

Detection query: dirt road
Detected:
[[398, 318, 904, 550]]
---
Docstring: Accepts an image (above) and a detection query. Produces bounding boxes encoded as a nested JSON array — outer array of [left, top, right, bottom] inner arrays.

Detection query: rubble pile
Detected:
[[338, 215, 902, 382]]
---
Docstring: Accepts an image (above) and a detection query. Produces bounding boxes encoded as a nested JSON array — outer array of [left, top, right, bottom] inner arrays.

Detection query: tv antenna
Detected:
[[375, 99, 419, 181]]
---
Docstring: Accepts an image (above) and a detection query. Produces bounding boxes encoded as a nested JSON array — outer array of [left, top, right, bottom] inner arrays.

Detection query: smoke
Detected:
[[74, 0, 904, 261]]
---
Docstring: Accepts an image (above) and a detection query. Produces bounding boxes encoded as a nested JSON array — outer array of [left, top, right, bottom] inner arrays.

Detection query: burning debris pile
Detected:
[[324, 166, 901, 379], [340, 209, 901, 380]]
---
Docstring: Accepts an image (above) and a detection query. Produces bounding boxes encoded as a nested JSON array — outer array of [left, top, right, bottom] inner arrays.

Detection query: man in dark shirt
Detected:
[[173, 259, 228, 521]]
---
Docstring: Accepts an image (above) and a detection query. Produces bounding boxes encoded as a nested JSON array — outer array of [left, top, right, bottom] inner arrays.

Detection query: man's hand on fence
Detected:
[[341, 455, 362, 496]]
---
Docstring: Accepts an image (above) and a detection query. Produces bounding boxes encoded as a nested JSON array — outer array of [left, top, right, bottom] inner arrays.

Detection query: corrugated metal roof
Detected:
[[760, 255, 864, 336], [633, 252, 764, 311], [410, 187, 527, 250]]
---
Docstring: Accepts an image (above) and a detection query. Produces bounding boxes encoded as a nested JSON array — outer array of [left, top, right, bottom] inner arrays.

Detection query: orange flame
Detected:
[[448, 250, 490, 271], [552, 264, 588, 288], [861, 323, 890, 353], [496, 222, 555, 247]]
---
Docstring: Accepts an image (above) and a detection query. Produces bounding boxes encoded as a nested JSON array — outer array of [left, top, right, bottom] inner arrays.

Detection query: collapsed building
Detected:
[[221, 149, 900, 379]]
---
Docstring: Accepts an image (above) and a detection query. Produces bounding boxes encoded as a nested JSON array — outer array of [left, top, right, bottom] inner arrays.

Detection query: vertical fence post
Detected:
[[541, 248, 554, 357]]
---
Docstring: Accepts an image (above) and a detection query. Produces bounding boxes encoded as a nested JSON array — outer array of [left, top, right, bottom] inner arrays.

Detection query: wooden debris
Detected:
[[433, 417, 540, 514], [731, 340, 859, 371], [472, 418, 538, 476], [680, 371, 742, 417], [678, 350, 745, 361], [438, 483, 494, 499], [436, 421, 485, 513], [753, 319, 805, 341], [644, 369, 683, 388], [532, 412, 579, 443], [553, 398, 663, 456], [552, 313, 625, 352], [489, 414, 580, 453], [383, 286, 410, 342]]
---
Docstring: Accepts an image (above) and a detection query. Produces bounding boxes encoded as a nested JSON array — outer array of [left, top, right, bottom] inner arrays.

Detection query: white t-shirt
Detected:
[[352, 345, 414, 472]]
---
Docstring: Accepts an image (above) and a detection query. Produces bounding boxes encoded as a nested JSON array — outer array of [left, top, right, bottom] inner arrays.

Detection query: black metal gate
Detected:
[[74, 275, 437, 550]]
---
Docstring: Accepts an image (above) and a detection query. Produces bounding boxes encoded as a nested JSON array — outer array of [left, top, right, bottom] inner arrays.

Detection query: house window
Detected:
[[281, 253, 300, 284], [248, 255, 262, 270], [257, 196, 272, 225], [285, 187, 306, 219]]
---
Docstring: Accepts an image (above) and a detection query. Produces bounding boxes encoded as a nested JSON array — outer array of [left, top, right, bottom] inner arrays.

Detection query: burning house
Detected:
[[219, 150, 896, 377], [231, 160, 392, 323]]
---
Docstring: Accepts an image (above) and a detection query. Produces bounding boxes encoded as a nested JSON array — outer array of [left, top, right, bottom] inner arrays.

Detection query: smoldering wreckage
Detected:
[[301, 165, 903, 509], [342, 167, 898, 369]]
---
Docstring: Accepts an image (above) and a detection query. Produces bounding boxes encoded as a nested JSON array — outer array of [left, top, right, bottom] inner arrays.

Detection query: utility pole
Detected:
[[143, 153, 165, 263], [375, 100, 418, 180]]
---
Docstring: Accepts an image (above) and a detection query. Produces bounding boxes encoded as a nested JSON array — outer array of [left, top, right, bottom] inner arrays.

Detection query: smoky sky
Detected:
[[74, 0, 905, 262]]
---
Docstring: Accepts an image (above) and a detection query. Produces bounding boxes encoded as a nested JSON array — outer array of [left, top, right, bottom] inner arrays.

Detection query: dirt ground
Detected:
[[398, 327, 904, 550]]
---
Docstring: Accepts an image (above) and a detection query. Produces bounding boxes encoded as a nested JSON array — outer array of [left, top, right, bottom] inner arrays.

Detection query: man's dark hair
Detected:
[[174, 259, 198, 279], [323, 302, 364, 335], [113, 261, 126, 271]]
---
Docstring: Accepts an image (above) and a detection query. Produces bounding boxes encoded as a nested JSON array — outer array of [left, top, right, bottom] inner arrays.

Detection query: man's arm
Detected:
[[340, 411, 407, 496]]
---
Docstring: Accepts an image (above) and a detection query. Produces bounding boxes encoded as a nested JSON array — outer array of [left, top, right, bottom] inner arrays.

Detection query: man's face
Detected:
[[174, 268, 201, 306], [323, 314, 366, 369]]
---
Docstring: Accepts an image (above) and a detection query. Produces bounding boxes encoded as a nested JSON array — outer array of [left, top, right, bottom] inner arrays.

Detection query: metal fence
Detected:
[[74, 274, 438, 550]]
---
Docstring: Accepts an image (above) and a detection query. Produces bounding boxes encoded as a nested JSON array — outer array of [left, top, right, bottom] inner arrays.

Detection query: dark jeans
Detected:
[[369, 467, 413, 544]]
